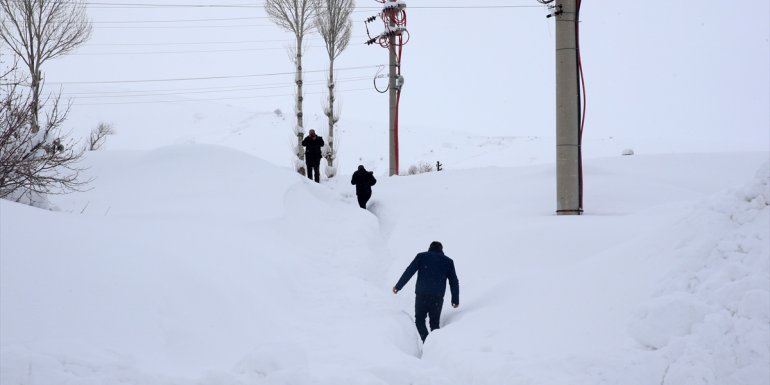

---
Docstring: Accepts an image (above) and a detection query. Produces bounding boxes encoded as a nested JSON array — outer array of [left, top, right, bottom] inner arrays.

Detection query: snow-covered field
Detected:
[[2, 0, 769, 383], [1, 142, 767, 384]]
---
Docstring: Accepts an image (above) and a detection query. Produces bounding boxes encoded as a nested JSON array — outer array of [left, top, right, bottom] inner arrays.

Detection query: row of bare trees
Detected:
[[2, 0, 351, 205], [1, 0, 93, 204], [266, 0, 354, 179]]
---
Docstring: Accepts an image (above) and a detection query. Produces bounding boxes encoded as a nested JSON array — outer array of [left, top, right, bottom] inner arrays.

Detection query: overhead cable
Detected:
[[86, 36, 366, 47], [70, 87, 372, 106], [47, 65, 381, 84], [68, 46, 322, 55], [65, 1, 541, 9], [61, 76, 372, 98]]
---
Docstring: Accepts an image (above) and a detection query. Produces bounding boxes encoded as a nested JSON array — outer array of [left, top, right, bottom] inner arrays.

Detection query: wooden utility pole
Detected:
[[554, 0, 582, 215]]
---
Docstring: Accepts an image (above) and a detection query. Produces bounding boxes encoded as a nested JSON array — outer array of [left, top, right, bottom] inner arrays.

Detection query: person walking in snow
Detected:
[[302, 129, 324, 183], [351, 165, 377, 209], [393, 241, 460, 342]]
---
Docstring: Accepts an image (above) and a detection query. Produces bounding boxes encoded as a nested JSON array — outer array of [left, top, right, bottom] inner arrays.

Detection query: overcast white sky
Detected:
[[13, 0, 770, 155]]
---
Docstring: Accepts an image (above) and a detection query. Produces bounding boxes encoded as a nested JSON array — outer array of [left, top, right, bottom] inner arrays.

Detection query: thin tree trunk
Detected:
[[326, 59, 335, 168], [26, 4, 40, 134], [30, 69, 40, 134], [295, 36, 304, 163]]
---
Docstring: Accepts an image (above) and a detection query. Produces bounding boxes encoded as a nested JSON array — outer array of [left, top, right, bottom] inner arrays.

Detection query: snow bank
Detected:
[[628, 162, 770, 385], [1, 148, 767, 384], [371, 153, 769, 385], [1, 145, 405, 384]]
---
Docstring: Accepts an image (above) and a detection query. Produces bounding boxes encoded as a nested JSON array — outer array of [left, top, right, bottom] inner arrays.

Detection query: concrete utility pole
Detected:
[[554, 0, 582, 215], [388, 16, 399, 176]]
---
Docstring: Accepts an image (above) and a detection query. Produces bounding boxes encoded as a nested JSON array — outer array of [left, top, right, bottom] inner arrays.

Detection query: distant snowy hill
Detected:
[[62, 96, 655, 178], [1, 145, 767, 385]]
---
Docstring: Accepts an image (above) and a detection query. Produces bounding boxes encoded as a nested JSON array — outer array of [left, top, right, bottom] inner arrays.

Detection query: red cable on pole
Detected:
[[576, 0, 585, 211], [394, 33, 404, 174], [366, 0, 408, 175], [395, 90, 401, 173], [576, 0, 585, 136]]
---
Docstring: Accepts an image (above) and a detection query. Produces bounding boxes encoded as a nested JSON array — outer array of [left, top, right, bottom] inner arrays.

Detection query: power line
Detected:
[[60, 77, 353, 94], [85, 35, 367, 47], [68, 46, 323, 55], [92, 24, 271, 29], [70, 87, 373, 106], [360, 5, 541, 8], [61, 76, 371, 98], [47, 65, 380, 84], [90, 16, 271, 23], [85, 2, 261, 8], [87, 39, 287, 46], [74, 2, 540, 9]]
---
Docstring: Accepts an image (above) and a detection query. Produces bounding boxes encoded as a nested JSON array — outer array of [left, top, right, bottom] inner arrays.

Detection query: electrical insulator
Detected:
[[383, 0, 407, 10], [395, 75, 404, 90]]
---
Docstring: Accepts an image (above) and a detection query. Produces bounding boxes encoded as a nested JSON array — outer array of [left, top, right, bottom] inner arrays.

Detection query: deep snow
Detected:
[[1, 145, 767, 385], [2, 0, 768, 382]]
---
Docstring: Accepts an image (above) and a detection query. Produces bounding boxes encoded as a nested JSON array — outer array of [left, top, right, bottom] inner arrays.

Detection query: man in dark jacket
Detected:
[[301, 129, 324, 183], [350, 165, 377, 209], [393, 241, 460, 342]]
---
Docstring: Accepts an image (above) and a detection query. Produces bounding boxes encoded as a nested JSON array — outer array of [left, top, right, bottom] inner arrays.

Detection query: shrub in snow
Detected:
[[273, 108, 283, 118], [87, 122, 115, 151], [406, 161, 435, 176], [622, 148, 635, 156], [1, 66, 88, 204]]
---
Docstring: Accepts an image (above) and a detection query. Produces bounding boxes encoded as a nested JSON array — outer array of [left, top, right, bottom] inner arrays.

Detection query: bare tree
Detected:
[[0, 0, 92, 134], [265, 0, 314, 176], [87, 122, 115, 151], [0, 60, 88, 204], [314, 0, 353, 178]]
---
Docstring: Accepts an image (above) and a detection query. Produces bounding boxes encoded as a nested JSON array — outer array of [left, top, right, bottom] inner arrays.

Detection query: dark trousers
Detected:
[[306, 159, 320, 183], [415, 294, 444, 342], [357, 192, 371, 209]]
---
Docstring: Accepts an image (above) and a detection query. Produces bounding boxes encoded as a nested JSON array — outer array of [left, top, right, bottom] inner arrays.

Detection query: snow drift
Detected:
[[1, 146, 767, 385]]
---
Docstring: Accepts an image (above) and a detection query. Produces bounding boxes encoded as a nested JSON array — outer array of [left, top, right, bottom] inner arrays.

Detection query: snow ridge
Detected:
[[629, 162, 770, 385]]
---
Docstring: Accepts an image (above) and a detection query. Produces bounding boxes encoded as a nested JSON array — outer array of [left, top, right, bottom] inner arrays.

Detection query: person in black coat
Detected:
[[393, 241, 460, 342], [302, 129, 324, 183], [350, 165, 377, 209]]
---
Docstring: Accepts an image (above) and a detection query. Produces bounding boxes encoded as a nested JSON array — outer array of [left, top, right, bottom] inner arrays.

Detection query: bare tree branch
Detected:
[[266, 0, 315, 36], [314, 0, 353, 178], [0, 55, 89, 203], [265, 0, 315, 176], [0, 0, 92, 133], [87, 122, 115, 151], [314, 0, 353, 62]]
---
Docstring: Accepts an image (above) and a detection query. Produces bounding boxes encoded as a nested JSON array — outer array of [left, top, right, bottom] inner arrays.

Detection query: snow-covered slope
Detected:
[[1, 146, 767, 384]]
